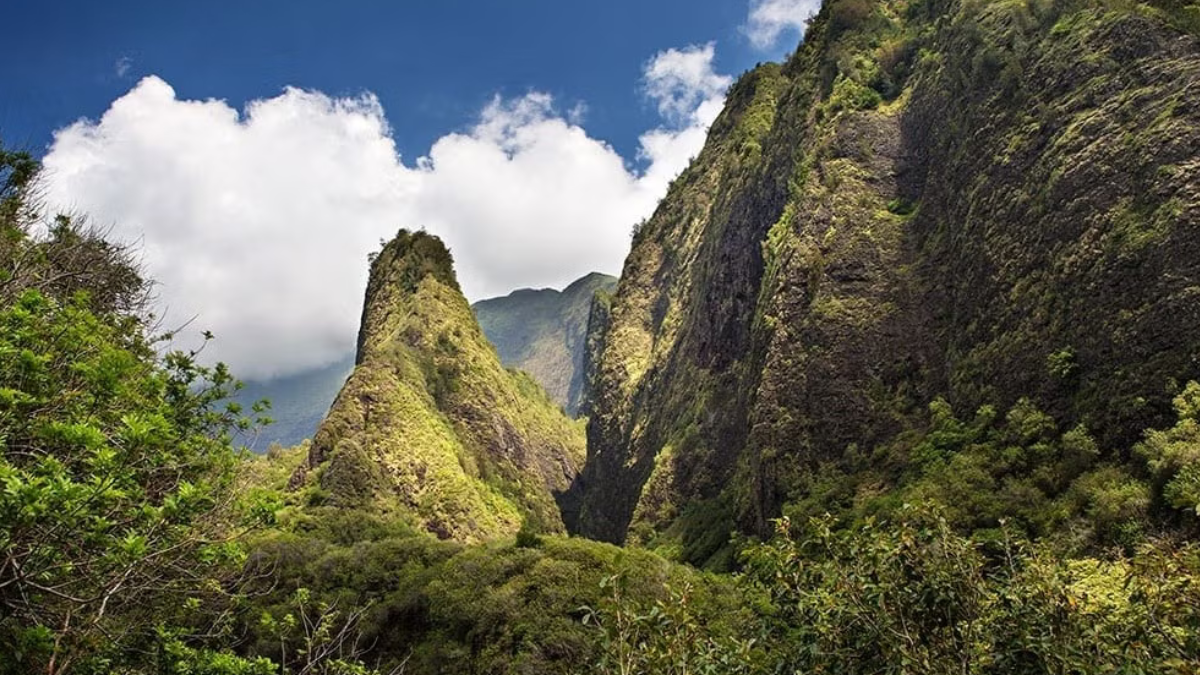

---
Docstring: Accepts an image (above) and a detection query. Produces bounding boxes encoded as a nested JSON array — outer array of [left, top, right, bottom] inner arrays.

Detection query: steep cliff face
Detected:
[[473, 272, 618, 416], [574, 0, 1200, 563], [295, 231, 585, 542], [572, 62, 792, 550]]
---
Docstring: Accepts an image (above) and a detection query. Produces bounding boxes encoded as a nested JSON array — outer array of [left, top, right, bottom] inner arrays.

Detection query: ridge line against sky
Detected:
[[33, 0, 820, 381]]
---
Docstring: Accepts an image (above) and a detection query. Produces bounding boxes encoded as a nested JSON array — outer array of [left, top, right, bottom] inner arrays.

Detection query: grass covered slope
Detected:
[[473, 272, 617, 416], [293, 231, 585, 542], [576, 0, 1200, 564]]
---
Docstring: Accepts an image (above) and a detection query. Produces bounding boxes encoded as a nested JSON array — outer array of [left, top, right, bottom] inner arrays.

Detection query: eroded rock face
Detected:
[[573, 0, 1200, 564], [296, 231, 585, 542]]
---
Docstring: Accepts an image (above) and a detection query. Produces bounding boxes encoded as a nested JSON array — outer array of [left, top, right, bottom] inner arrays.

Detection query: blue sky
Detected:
[[4, 0, 795, 159], [7, 0, 819, 380]]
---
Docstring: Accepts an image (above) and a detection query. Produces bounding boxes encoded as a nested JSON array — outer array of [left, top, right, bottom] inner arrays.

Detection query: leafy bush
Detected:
[[593, 510, 1200, 674], [239, 519, 748, 675], [773, 387, 1200, 552], [0, 142, 385, 675], [829, 0, 877, 37]]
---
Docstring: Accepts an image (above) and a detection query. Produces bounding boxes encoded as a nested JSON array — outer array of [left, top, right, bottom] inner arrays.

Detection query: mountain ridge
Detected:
[[473, 271, 618, 416]]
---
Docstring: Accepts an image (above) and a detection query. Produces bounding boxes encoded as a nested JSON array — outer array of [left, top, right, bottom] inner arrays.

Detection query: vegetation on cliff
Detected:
[[575, 0, 1200, 571], [5, 0, 1200, 672], [0, 144, 283, 674], [293, 230, 586, 542]]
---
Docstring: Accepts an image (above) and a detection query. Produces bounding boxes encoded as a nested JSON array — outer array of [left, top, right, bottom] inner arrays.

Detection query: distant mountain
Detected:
[[291, 230, 585, 542], [472, 272, 618, 416], [234, 355, 354, 451]]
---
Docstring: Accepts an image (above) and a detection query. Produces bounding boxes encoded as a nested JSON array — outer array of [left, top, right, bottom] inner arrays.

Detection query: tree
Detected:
[[0, 286, 264, 673], [0, 141, 266, 674], [1, 143, 147, 317]]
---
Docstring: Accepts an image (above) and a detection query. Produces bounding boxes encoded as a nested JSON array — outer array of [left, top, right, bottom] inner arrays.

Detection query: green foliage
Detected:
[[586, 506, 1200, 674], [8, 0, 1200, 669], [829, 0, 878, 38], [0, 142, 391, 675], [587, 508, 1200, 673], [777, 393, 1182, 551], [1046, 346, 1077, 380], [732, 510, 1200, 674], [0, 144, 266, 674], [0, 149, 147, 316], [826, 73, 883, 114], [0, 145, 38, 225], [583, 575, 756, 675], [366, 230, 459, 296], [724, 63, 785, 164], [255, 588, 390, 675], [1138, 381, 1200, 516], [157, 638, 276, 675], [240, 518, 745, 675], [1141, 0, 1200, 34], [742, 513, 991, 673], [515, 518, 545, 548], [1105, 196, 1181, 256], [885, 196, 918, 216], [2, 145, 142, 318]]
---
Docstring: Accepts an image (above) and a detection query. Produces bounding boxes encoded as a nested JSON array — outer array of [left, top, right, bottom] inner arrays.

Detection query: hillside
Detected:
[[473, 272, 618, 416], [232, 271, 617, 451], [574, 0, 1200, 565], [290, 230, 586, 542]]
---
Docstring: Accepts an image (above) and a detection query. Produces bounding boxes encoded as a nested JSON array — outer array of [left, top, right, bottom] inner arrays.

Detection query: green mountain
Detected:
[[234, 355, 354, 450], [574, 0, 1200, 565], [233, 271, 616, 452], [290, 230, 586, 542], [473, 272, 618, 416], [9, 2, 1200, 672]]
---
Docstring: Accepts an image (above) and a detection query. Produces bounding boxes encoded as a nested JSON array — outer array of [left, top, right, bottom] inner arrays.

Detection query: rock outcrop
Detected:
[[295, 231, 585, 542]]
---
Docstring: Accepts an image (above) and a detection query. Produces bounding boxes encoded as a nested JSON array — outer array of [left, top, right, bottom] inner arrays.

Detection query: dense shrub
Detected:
[[238, 518, 748, 675], [734, 511, 1200, 674]]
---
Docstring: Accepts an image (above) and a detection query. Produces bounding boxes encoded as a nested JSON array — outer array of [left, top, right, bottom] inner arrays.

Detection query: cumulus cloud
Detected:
[[744, 0, 822, 50], [43, 78, 409, 379], [41, 45, 730, 380], [642, 43, 732, 125], [639, 44, 732, 191]]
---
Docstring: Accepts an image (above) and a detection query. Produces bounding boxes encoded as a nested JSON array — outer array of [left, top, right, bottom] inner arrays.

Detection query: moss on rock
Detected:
[[575, 0, 1200, 564], [296, 230, 585, 543]]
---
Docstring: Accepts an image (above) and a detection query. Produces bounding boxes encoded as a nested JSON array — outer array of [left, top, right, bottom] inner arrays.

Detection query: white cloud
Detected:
[[43, 78, 409, 379], [115, 56, 133, 78], [744, 0, 822, 50], [638, 44, 732, 191], [642, 43, 732, 126], [41, 45, 729, 381]]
